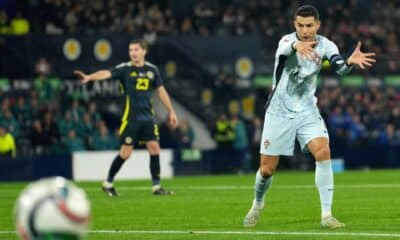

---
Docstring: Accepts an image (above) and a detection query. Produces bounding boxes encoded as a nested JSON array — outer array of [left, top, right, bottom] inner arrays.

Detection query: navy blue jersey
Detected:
[[110, 61, 163, 122]]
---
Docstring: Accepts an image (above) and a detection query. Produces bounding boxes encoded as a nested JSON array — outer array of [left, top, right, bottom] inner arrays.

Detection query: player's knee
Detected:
[[119, 149, 132, 160], [147, 142, 160, 155], [148, 147, 160, 155], [260, 165, 276, 177], [315, 145, 331, 160]]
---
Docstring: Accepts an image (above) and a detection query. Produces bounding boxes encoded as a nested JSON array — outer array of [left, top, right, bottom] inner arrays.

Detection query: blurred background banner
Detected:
[[0, 34, 264, 78], [72, 150, 174, 181]]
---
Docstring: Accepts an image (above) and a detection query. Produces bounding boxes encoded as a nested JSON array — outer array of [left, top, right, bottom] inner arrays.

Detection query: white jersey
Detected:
[[266, 33, 353, 118]]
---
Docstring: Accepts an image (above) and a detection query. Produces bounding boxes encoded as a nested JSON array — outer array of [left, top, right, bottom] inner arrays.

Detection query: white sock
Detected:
[[254, 169, 273, 208], [152, 184, 161, 191], [103, 181, 113, 188], [315, 160, 333, 219]]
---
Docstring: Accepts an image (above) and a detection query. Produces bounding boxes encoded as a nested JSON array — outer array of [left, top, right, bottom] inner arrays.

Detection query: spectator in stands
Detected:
[[181, 17, 195, 35], [378, 123, 400, 146], [69, 99, 85, 123], [12, 96, 30, 131], [29, 93, 42, 120], [212, 113, 235, 173], [87, 101, 102, 124], [0, 124, 16, 159], [177, 118, 195, 148], [33, 57, 53, 104], [213, 113, 235, 147], [41, 111, 60, 146], [91, 123, 118, 150], [29, 120, 51, 155], [389, 107, 400, 129], [2, 109, 20, 138], [76, 112, 95, 141], [63, 4, 79, 34], [63, 129, 86, 152], [10, 11, 30, 35], [347, 113, 368, 144], [231, 114, 250, 173], [35, 57, 51, 76], [58, 111, 75, 138], [328, 106, 347, 138]]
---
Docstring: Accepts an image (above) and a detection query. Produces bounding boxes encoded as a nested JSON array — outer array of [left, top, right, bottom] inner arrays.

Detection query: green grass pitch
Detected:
[[1, 169, 400, 239]]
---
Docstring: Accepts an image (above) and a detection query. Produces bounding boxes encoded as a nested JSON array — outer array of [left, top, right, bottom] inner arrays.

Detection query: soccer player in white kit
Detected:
[[243, 5, 376, 228]]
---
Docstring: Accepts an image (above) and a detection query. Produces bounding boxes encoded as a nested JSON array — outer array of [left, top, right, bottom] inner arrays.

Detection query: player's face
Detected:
[[294, 16, 320, 41], [129, 43, 147, 64]]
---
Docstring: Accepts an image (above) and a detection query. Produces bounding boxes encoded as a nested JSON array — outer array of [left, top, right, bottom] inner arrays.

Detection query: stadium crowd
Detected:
[[1, 1, 399, 61], [318, 86, 400, 146]]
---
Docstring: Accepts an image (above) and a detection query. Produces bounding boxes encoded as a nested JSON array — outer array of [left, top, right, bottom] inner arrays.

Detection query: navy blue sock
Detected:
[[150, 155, 160, 186], [107, 155, 125, 183]]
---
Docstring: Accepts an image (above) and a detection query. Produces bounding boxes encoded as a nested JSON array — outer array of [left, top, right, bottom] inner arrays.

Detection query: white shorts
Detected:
[[260, 111, 329, 156]]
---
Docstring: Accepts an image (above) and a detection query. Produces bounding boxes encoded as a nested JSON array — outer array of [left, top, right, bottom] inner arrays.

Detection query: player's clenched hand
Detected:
[[168, 112, 178, 129], [74, 70, 91, 84], [294, 41, 318, 60], [347, 41, 376, 69]]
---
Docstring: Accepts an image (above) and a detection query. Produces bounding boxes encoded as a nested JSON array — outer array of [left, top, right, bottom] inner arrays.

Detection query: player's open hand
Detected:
[[347, 41, 376, 69], [74, 70, 91, 84], [294, 41, 318, 61], [168, 112, 178, 129]]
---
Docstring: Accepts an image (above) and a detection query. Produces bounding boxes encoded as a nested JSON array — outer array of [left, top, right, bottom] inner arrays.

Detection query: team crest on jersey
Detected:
[[146, 71, 154, 79], [311, 53, 322, 65], [130, 71, 137, 77], [264, 139, 270, 149], [125, 137, 132, 144]]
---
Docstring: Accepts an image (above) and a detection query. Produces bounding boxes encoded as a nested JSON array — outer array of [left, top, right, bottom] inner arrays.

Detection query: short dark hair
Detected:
[[129, 38, 148, 50], [295, 5, 319, 20]]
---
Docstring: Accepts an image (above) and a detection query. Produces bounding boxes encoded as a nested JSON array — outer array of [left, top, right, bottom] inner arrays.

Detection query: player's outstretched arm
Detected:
[[346, 41, 376, 69], [157, 86, 178, 128], [73, 70, 112, 84]]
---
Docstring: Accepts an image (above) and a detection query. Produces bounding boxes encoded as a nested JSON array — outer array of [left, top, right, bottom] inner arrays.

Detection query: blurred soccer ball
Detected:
[[14, 177, 91, 240]]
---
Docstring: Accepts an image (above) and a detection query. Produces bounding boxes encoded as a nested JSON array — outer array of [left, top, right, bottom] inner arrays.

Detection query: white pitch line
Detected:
[[81, 183, 400, 191], [2, 230, 400, 238], [3, 184, 400, 193]]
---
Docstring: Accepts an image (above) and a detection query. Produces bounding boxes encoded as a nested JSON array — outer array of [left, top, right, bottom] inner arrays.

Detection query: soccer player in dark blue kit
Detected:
[[74, 38, 178, 196]]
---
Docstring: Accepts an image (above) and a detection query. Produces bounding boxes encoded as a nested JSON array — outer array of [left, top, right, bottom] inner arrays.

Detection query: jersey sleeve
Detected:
[[109, 62, 126, 79], [276, 35, 297, 57], [153, 66, 164, 88], [325, 40, 354, 76]]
